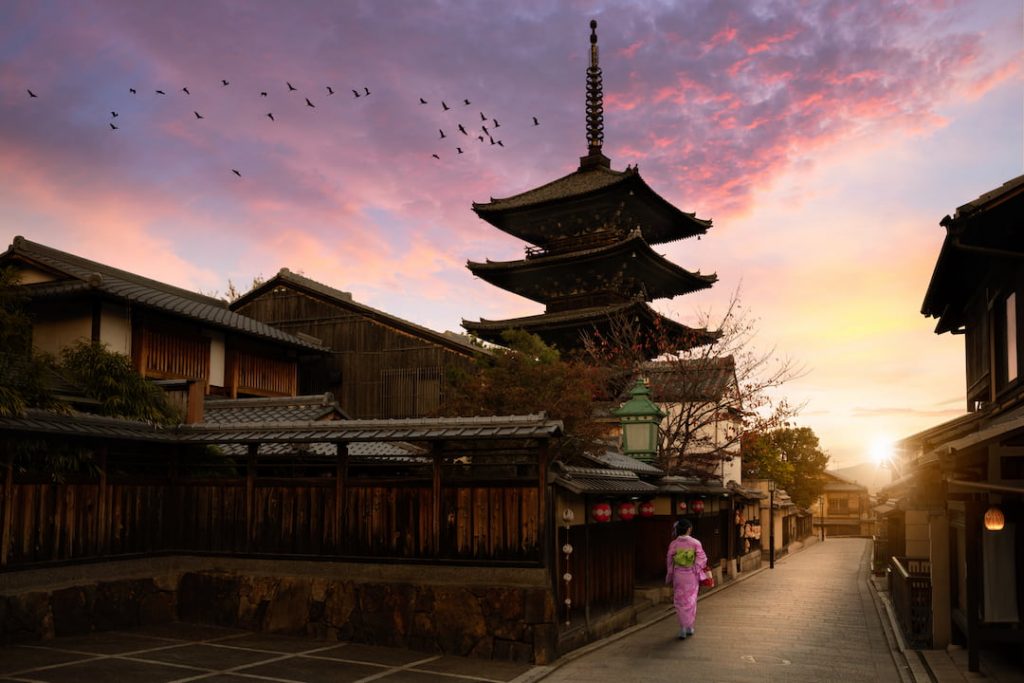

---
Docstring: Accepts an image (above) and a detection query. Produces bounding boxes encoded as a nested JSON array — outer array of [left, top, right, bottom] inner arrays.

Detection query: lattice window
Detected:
[[828, 496, 850, 515], [381, 367, 443, 418], [235, 351, 296, 396], [138, 327, 210, 382]]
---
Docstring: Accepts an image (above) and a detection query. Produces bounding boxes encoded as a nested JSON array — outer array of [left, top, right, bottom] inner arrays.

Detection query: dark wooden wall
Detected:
[[557, 522, 636, 621], [234, 287, 474, 418]]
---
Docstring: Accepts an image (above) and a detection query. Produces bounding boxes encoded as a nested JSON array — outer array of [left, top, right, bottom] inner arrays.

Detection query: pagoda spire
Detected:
[[581, 19, 611, 170]]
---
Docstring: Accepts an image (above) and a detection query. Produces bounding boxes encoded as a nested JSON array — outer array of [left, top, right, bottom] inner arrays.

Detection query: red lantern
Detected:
[[691, 499, 705, 514], [592, 502, 612, 523], [676, 500, 687, 514], [617, 502, 637, 521], [639, 501, 655, 518]]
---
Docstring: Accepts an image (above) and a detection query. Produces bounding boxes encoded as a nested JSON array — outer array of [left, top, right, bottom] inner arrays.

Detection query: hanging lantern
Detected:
[[984, 506, 1005, 531], [617, 501, 637, 521], [612, 379, 666, 464], [677, 500, 687, 514], [639, 501, 656, 518], [562, 508, 575, 524], [592, 502, 612, 523], [691, 499, 705, 514]]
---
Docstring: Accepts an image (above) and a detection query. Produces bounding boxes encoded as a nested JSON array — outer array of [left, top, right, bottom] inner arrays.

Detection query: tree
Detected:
[[742, 426, 830, 508], [0, 266, 64, 416], [580, 288, 802, 477], [442, 329, 605, 460], [58, 340, 181, 425]]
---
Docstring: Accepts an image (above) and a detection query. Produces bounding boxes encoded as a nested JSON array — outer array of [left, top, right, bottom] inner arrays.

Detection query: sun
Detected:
[[868, 436, 892, 466]]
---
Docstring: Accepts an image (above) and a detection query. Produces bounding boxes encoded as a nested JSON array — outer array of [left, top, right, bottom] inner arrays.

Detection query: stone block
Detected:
[[51, 585, 95, 636], [324, 581, 356, 631], [0, 591, 54, 643], [432, 587, 486, 656], [177, 572, 240, 626], [523, 588, 554, 624], [262, 579, 311, 634], [531, 623, 557, 665]]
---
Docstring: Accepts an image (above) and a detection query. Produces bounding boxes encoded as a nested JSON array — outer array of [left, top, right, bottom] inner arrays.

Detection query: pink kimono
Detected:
[[665, 535, 708, 631]]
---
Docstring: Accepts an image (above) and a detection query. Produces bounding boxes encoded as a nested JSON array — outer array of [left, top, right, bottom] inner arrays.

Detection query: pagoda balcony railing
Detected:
[[524, 228, 633, 259], [888, 555, 932, 648]]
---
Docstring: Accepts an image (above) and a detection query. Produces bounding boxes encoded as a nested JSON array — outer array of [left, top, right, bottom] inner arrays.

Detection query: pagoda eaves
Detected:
[[467, 230, 716, 305]]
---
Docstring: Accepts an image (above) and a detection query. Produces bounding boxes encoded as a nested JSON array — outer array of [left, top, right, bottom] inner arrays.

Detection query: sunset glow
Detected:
[[1, 1, 1021, 467]]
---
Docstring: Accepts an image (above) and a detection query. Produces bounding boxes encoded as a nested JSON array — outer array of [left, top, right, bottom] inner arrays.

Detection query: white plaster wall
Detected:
[[207, 331, 225, 389], [13, 265, 56, 284], [905, 509, 931, 559], [32, 316, 91, 356], [99, 304, 131, 355]]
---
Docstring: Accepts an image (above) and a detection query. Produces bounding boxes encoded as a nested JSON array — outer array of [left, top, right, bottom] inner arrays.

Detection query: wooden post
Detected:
[[964, 497, 982, 672], [432, 442, 442, 558], [1, 446, 14, 568], [245, 443, 257, 553], [334, 442, 348, 553], [96, 448, 108, 556], [538, 441, 551, 568], [583, 494, 591, 632]]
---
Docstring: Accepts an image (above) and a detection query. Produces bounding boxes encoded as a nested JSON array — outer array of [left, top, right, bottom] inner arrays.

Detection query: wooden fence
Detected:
[[0, 469, 544, 569]]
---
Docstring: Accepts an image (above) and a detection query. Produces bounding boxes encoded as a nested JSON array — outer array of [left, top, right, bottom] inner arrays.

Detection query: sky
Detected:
[[1, 0, 1021, 468]]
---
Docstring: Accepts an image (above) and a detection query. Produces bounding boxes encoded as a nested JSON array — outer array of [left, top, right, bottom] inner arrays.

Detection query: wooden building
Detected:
[[816, 470, 871, 537], [885, 175, 1024, 668], [463, 21, 717, 353], [231, 268, 479, 419], [1, 237, 323, 410]]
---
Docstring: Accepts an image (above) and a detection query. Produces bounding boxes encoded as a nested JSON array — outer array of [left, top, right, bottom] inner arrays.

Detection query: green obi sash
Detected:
[[673, 547, 696, 568]]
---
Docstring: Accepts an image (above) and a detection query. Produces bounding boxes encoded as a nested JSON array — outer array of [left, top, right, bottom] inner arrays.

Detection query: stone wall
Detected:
[[0, 557, 558, 664]]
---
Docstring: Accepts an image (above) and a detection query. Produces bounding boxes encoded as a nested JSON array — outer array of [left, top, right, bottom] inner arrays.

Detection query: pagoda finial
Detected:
[[582, 20, 610, 170]]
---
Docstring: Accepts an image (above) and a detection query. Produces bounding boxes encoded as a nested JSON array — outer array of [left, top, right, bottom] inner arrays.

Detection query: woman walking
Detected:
[[665, 518, 708, 640]]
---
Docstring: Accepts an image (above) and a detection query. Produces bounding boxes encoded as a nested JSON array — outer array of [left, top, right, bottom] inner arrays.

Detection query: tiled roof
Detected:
[[230, 269, 483, 357], [552, 463, 659, 495], [475, 164, 632, 211], [636, 356, 737, 403], [3, 237, 324, 352], [0, 410, 563, 445], [217, 441, 427, 459], [203, 393, 348, 423], [588, 449, 664, 475]]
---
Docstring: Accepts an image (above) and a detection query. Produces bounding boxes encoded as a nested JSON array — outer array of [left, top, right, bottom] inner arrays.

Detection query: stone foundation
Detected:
[[0, 557, 558, 664]]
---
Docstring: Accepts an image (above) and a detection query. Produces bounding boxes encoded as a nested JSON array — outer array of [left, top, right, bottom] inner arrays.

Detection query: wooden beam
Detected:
[[964, 497, 981, 672], [1, 445, 13, 568]]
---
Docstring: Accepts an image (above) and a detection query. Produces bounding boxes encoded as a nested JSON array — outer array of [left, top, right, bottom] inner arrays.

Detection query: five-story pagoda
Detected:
[[463, 21, 718, 353]]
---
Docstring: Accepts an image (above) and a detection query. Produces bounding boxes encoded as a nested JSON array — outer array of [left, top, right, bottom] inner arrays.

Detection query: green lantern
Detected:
[[612, 379, 665, 463]]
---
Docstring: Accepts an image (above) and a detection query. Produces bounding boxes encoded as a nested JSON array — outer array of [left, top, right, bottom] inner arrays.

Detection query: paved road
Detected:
[[541, 538, 905, 683]]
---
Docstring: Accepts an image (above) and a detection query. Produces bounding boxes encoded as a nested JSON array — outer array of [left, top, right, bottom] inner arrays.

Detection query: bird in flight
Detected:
[[482, 125, 489, 136], [222, 79, 230, 86], [129, 88, 136, 94], [463, 99, 470, 105], [260, 91, 268, 97], [458, 124, 467, 135], [432, 153, 440, 159], [497, 140, 504, 147], [352, 89, 361, 98], [155, 89, 166, 95], [109, 123, 118, 130], [480, 112, 487, 121], [533, 116, 540, 126], [439, 129, 446, 139], [492, 119, 500, 128], [266, 112, 275, 121], [27, 89, 38, 98], [305, 97, 315, 107], [363, 87, 370, 96], [232, 169, 241, 176], [441, 101, 449, 111], [326, 86, 335, 95], [477, 135, 484, 142], [287, 81, 297, 91], [194, 111, 203, 119], [419, 97, 427, 104], [457, 147, 464, 154], [111, 111, 118, 118], [182, 87, 190, 95]]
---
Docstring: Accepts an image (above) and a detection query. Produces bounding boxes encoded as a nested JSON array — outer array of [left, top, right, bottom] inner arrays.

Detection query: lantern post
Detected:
[[768, 479, 776, 569], [612, 379, 666, 464]]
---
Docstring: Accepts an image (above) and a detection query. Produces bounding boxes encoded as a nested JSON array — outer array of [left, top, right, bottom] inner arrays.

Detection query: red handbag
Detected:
[[699, 569, 715, 588]]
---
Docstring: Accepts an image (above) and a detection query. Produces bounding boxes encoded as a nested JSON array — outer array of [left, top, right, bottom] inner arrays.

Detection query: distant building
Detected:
[[230, 268, 479, 419], [885, 175, 1024, 666], [816, 470, 871, 537]]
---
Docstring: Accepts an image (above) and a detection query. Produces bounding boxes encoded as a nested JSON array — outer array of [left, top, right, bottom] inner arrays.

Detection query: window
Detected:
[[828, 496, 849, 515]]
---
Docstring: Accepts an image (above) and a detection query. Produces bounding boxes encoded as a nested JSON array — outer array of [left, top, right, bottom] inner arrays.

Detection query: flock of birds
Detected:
[[24, 80, 543, 177]]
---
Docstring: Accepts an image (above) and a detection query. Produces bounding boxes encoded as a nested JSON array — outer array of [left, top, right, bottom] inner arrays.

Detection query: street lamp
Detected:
[[819, 495, 825, 541], [612, 378, 666, 464], [768, 479, 776, 569]]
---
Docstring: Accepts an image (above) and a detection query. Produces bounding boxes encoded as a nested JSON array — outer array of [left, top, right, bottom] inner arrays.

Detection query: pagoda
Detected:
[[462, 20, 718, 353]]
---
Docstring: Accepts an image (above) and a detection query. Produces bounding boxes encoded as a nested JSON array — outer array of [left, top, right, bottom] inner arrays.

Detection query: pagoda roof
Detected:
[[461, 300, 718, 352], [467, 229, 715, 304], [472, 164, 710, 247]]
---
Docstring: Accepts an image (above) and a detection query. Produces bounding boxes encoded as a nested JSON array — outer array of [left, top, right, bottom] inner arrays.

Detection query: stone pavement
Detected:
[[533, 537, 909, 683], [0, 622, 534, 683]]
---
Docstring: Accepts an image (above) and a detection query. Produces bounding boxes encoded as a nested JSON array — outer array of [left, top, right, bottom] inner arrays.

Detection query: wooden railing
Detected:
[[889, 556, 932, 648], [136, 328, 210, 383], [233, 351, 296, 397]]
